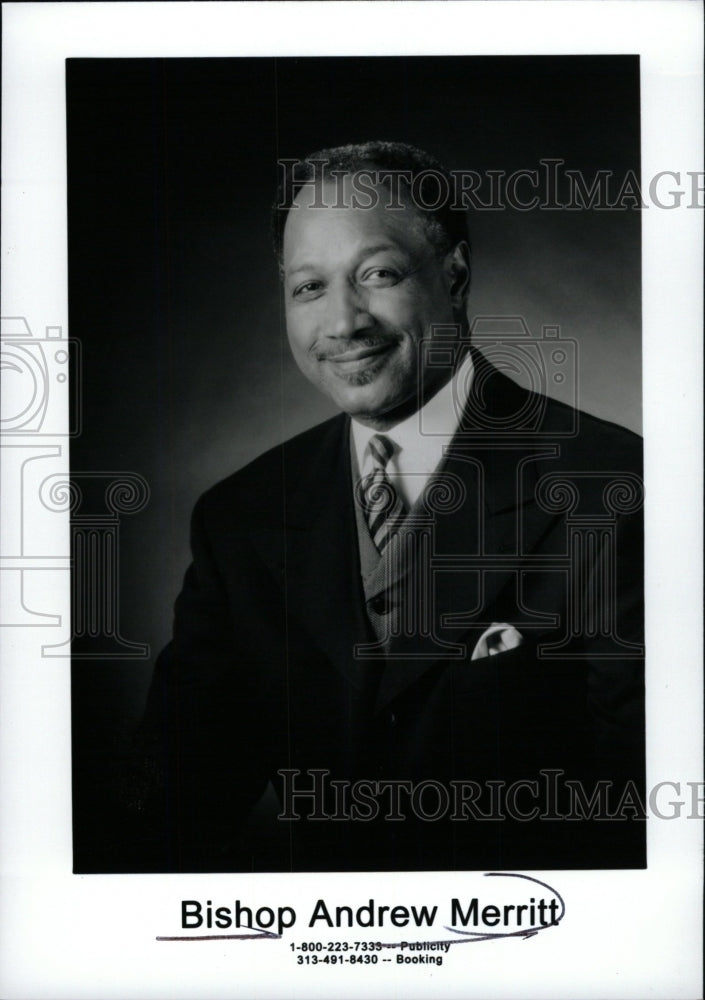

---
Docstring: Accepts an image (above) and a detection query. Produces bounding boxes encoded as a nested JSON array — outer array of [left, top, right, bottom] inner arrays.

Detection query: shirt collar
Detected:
[[351, 349, 474, 478]]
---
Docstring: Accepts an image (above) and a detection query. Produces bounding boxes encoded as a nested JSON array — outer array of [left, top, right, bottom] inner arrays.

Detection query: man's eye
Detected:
[[362, 267, 400, 287], [292, 281, 324, 300]]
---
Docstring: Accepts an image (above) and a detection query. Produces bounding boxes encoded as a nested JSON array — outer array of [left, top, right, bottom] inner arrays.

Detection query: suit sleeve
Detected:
[[132, 492, 276, 871]]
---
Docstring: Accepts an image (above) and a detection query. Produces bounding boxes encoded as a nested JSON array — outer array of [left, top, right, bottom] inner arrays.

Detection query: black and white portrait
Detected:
[[67, 56, 646, 874]]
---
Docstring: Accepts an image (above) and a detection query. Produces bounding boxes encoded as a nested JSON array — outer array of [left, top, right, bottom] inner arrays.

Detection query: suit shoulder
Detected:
[[197, 412, 347, 519], [542, 394, 642, 472], [469, 355, 641, 470]]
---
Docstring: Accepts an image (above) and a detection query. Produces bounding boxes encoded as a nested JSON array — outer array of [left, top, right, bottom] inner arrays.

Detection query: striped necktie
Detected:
[[360, 434, 407, 554]]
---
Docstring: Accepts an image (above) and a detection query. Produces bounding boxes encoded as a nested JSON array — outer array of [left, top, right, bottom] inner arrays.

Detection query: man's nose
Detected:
[[325, 280, 373, 338]]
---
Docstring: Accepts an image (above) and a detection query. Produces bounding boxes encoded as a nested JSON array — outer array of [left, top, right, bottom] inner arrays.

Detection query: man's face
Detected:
[[282, 177, 464, 428]]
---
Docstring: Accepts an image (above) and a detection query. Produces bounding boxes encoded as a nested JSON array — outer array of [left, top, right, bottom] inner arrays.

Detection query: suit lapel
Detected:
[[279, 416, 373, 691], [375, 352, 562, 709]]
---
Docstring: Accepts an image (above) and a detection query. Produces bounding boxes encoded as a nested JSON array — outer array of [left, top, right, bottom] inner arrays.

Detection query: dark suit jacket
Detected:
[[137, 352, 645, 872]]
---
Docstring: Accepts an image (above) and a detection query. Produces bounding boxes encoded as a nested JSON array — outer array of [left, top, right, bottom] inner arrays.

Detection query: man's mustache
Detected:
[[314, 334, 400, 362]]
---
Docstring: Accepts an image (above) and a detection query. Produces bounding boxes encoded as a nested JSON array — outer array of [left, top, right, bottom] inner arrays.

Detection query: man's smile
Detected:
[[319, 341, 397, 375]]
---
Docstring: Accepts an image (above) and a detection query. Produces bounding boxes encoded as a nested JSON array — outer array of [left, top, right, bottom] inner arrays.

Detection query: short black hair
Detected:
[[272, 140, 469, 273]]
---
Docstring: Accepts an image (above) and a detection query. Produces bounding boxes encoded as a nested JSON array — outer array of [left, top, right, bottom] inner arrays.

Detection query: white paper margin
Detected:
[[1, 2, 702, 998]]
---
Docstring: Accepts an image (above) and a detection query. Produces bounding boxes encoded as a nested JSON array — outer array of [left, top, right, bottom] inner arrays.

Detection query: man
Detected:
[[138, 141, 645, 872]]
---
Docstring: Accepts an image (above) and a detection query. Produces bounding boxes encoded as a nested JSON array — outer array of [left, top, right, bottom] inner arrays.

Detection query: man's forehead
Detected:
[[290, 172, 384, 207], [283, 176, 426, 266]]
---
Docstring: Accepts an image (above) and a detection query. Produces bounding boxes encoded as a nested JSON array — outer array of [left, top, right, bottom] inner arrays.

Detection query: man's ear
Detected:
[[444, 241, 472, 311]]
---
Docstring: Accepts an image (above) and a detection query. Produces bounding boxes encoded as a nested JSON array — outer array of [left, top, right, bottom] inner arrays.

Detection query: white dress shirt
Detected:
[[350, 350, 474, 507]]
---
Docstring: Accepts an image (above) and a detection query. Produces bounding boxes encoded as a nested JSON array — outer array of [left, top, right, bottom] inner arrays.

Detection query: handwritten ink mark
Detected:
[[157, 924, 280, 942], [442, 872, 565, 945]]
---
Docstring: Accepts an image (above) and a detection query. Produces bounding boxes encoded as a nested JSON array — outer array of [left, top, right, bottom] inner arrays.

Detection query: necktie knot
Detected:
[[368, 433, 394, 472]]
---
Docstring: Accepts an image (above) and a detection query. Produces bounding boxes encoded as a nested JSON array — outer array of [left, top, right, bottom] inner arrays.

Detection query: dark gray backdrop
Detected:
[[67, 56, 641, 870]]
